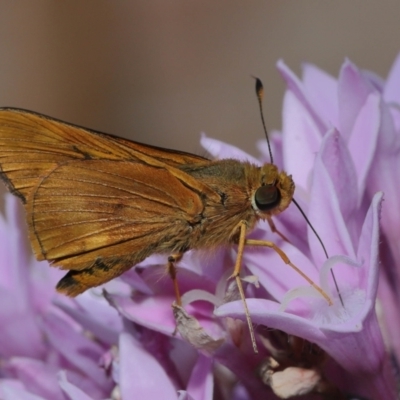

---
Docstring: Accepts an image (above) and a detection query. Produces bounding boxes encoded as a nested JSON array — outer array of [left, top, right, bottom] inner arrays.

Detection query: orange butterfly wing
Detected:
[[0, 108, 219, 295], [0, 108, 209, 202], [29, 160, 204, 295]]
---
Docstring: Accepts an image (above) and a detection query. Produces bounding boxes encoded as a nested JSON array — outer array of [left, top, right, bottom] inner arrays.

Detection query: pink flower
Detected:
[[208, 57, 400, 397], [0, 195, 114, 399], [279, 56, 400, 394]]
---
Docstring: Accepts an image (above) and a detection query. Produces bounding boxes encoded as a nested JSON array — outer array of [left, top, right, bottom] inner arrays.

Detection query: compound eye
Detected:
[[254, 185, 280, 211]]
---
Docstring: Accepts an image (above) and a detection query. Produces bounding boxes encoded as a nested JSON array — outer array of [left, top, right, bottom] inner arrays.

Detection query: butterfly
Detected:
[[0, 106, 298, 301]]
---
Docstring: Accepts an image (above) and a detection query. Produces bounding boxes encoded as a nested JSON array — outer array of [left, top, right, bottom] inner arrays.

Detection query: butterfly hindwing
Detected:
[[28, 159, 206, 295]]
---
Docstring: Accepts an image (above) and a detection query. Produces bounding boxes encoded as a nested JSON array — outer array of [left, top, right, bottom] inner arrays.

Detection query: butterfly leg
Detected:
[[230, 221, 258, 353], [267, 215, 290, 242], [168, 253, 183, 305], [245, 239, 332, 305]]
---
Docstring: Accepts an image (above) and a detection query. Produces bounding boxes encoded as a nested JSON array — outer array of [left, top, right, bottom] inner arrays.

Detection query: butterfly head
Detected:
[[251, 163, 295, 219]]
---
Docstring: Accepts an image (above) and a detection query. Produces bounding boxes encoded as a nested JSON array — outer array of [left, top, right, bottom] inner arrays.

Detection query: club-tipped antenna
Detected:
[[254, 78, 343, 307], [292, 198, 344, 307], [254, 77, 274, 164]]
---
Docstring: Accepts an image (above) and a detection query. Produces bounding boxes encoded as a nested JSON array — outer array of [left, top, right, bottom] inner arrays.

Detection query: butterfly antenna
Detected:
[[254, 77, 274, 164], [292, 198, 344, 307], [254, 77, 343, 306]]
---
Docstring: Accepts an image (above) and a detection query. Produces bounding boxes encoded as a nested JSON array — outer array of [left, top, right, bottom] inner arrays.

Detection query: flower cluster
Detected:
[[1, 54, 400, 399]]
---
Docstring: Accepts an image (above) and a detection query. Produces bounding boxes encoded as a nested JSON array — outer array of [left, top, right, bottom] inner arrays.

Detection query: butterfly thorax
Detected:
[[179, 159, 294, 250]]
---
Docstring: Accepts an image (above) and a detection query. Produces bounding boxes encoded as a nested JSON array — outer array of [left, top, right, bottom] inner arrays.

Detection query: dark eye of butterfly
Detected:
[[254, 184, 281, 211]]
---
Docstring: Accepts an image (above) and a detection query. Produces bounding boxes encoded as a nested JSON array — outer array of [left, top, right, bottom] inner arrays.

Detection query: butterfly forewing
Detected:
[[0, 108, 208, 202]]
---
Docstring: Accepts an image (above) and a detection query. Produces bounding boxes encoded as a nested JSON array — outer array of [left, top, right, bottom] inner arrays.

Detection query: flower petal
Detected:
[[200, 134, 260, 164], [119, 333, 177, 399], [186, 354, 213, 400], [302, 62, 339, 128], [42, 313, 111, 393], [356, 192, 382, 301], [55, 294, 122, 345], [347, 93, 380, 197], [384, 52, 400, 103], [367, 99, 400, 275], [338, 59, 374, 140], [281, 90, 322, 190], [58, 371, 93, 400], [178, 391, 195, 400], [5, 358, 64, 400], [0, 289, 46, 359], [106, 292, 177, 335], [308, 130, 356, 268], [277, 60, 326, 133], [0, 379, 44, 400]]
